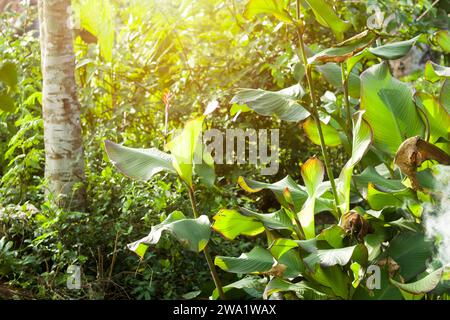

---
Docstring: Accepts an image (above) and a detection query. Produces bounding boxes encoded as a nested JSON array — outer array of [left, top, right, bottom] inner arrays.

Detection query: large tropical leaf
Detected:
[[434, 30, 450, 53], [316, 63, 361, 98], [239, 207, 294, 231], [263, 278, 329, 300], [230, 85, 309, 122], [367, 183, 416, 211], [368, 35, 423, 60], [166, 117, 204, 187], [298, 157, 325, 239], [303, 117, 342, 147], [212, 209, 264, 240], [390, 268, 444, 294], [304, 0, 351, 41], [337, 111, 373, 212], [104, 140, 175, 180], [382, 232, 433, 281], [441, 79, 450, 113], [128, 211, 211, 257], [360, 62, 425, 154], [414, 92, 450, 151], [215, 247, 275, 274], [304, 244, 368, 269], [424, 61, 450, 83], [211, 276, 266, 300]]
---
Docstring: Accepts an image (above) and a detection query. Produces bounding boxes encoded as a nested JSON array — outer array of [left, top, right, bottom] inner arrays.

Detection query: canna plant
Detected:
[[210, 0, 450, 300], [104, 116, 226, 299]]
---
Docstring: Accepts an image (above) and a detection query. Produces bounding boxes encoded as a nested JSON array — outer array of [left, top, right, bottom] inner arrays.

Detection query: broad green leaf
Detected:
[[104, 140, 175, 180], [211, 276, 266, 300], [212, 209, 264, 240], [367, 183, 416, 210], [166, 117, 204, 187], [434, 30, 450, 53], [382, 232, 433, 281], [354, 166, 406, 193], [414, 92, 450, 148], [310, 265, 350, 299], [74, 0, 115, 61], [390, 268, 444, 294], [128, 211, 211, 256], [231, 85, 309, 122], [0, 93, 16, 112], [243, 0, 291, 23], [308, 30, 375, 64], [238, 175, 334, 213], [360, 62, 425, 154], [230, 103, 251, 116], [270, 238, 299, 259], [215, 247, 275, 274], [303, 117, 342, 147], [193, 146, 216, 187], [316, 225, 346, 249], [424, 61, 450, 83], [304, 244, 368, 269], [298, 157, 325, 239], [304, 0, 351, 41], [0, 61, 18, 88], [269, 239, 305, 278], [441, 79, 450, 113], [368, 35, 423, 60], [263, 278, 329, 300], [316, 63, 361, 98], [239, 207, 294, 231], [337, 111, 373, 212]]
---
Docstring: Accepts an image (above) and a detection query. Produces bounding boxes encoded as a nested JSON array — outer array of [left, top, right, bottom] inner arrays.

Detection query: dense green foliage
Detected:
[[0, 0, 449, 300]]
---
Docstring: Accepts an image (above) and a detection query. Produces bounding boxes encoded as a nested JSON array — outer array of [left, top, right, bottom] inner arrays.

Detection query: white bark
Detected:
[[38, 0, 85, 209]]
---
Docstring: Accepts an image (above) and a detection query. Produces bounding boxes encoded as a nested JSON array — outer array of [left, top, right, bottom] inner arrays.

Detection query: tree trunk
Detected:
[[38, 0, 85, 210]]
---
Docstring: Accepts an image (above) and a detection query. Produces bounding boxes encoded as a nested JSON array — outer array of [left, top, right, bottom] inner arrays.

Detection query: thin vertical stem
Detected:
[[341, 63, 352, 139], [295, 1, 342, 217], [187, 186, 226, 300]]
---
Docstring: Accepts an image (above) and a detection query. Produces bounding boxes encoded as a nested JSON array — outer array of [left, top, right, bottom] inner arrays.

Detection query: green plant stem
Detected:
[[295, 2, 342, 217], [187, 186, 226, 300], [341, 63, 352, 139]]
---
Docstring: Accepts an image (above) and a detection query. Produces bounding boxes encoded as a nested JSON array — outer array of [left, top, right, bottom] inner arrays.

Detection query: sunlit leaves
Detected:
[[424, 61, 450, 83], [304, 244, 368, 269], [166, 117, 205, 187], [433, 30, 450, 53], [128, 211, 211, 257], [337, 111, 373, 213], [231, 85, 309, 122], [303, 0, 351, 41], [104, 140, 175, 180], [73, 0, 115, 61], [298, 157, 325, 239], [212, 209, 265, 240], [303, 117, 341, 147], [360, 62, 425, 154], [263, 278, 328, 300], [243, 0, 292, 23]]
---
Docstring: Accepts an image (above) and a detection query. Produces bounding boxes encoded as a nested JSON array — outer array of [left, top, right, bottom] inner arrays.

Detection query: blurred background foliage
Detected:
[[0, 0, 448, 299]]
